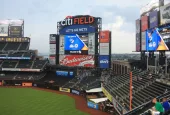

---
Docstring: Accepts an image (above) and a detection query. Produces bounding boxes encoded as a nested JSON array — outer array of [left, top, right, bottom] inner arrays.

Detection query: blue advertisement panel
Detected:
[[69, 71, 74, 77], [87, 101, 99, 110], [71, 89, 80, 95], [149, 10, 158, 29], [146, 29, 159, 51], [146, 27, 169, 51], [59, 25, 96, 34], [99, 55, 109, 68], [56, 71, 74, 78], [64, 34, 88, 55]]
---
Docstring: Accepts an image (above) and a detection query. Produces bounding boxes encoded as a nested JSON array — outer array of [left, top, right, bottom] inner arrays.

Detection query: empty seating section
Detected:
[[2, 61, 17, 68], [4, 43, 20, 51], [17, 60, 32, 68], [0, 43, 6, 50], [8, 52, 23, 57], [103, 69, 170, 111], [63, 69, 101, 90], [82, 80, 101, 90], [23, 52, 32, 57], [32, 72, 46, 80], [0, 52, 32, 58], [0, 72, 46, 80], [32, 60, 48, 69], [0, 60, 48, 70], [14, 72, 33, 80], [0, 72, 17, 80], [19, 43, 29, 50]]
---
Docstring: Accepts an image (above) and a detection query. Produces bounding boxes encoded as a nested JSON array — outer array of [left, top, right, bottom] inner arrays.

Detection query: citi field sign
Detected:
[[58, 15, 96, 27]]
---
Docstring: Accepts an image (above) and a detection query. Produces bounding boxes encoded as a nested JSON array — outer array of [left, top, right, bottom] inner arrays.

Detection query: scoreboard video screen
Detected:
[[59, 33, 95, 55]]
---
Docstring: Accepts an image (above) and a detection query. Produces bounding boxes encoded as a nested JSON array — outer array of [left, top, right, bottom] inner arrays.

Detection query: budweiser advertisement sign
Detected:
[[59, 55, 95, 67]]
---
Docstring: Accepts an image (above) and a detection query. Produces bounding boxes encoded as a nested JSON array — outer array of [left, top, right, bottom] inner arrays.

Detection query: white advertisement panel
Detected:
[[49, 56, 56, 65], [88, 33, 95, 55], [9, 20, 24, 26], [0, 25, 8, 36], [141, 32, 146, 51], [160, 3, 170, 25], [50, 44, 56, 55], [49, 34, 56, 44], [140, 0, 160, 16], [0, 20, 9, 25], [100, 43, 109, 55], [59, 35, 65, 54]]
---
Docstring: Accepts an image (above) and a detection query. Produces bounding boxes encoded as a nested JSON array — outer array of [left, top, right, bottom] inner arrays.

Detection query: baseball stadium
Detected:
[[0, 0, 170, 115]]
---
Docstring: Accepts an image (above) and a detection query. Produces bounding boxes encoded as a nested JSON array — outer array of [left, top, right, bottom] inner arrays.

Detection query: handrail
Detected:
[[124, 91, 170, 115]]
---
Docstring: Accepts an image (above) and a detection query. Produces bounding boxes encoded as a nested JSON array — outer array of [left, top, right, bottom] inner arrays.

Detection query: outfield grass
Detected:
[[0, 88, 89, 115]]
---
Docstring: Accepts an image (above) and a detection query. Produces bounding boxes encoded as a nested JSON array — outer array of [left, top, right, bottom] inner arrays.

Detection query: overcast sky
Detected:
[[1, 0, 170, 54]]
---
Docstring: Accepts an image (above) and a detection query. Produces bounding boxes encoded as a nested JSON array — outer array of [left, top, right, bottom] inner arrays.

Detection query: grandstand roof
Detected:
[[86, 87, 102, 93], [90, 98, 108, 104]]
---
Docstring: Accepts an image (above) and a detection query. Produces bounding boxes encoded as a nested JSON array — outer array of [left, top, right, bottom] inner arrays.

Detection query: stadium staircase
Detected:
[[15, 61, 19, 68], [17, 43, 22, 51], [41, 61, 48, 70], [2, 43, 8, 51], [31, 61, 35, 68]]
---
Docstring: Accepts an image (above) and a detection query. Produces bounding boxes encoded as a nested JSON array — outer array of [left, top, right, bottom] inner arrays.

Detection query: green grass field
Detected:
[[0, 88, 89, 115]]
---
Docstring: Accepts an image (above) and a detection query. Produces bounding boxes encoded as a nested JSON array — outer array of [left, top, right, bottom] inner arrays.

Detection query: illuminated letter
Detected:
[[61, 19, 66, 26], [89, 16, 94, 24], [80, 17, 84, 24], [74, 18, 79, 25]]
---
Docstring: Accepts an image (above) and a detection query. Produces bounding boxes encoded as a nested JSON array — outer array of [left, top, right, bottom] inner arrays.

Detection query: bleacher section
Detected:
[[0, 42, 29, 51], [23, 52, 32, 57], [63, 69, 101, 90], [0, 43, 6, 50], [4, 43, 20, 51], [18, 42, 29, 51], [8, 52, 23, 57], [32, 60, 48, 69], [0, 60, 48, 70], [38, 72, 73, 86], [17, 60, 33, 68], [0, 72, 46, 80], [0, 37, 48, 77], [103, 69, 170, 113], [0, 52, 32, 59], [2, 61, 18, 68], [125, 91, 170, 115], [0, 41, 31, 59]]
